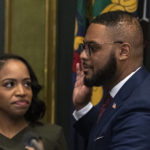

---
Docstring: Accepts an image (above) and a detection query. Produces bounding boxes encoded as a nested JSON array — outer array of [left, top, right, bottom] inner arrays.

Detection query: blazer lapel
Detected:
[[95, 66, 149, 137]]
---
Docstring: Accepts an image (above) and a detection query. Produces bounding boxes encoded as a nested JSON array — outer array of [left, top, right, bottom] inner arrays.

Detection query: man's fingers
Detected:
[[76, 63, 84, 81], [76, 63, 81, 74], [76, 63, 82, 79]]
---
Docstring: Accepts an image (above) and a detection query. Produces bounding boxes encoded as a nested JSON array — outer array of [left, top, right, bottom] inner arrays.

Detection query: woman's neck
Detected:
[[0, 112, 28, 138]]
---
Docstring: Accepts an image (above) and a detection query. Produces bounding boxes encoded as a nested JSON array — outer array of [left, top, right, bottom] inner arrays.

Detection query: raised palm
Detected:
[[73, 63, 92, 110]]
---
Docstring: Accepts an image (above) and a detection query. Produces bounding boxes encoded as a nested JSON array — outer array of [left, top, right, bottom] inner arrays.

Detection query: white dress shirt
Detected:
[[73, 67, 141, 120]]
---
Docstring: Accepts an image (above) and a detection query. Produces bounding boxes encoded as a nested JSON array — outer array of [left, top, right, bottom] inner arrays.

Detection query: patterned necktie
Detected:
[[97, 94, 112, 122]]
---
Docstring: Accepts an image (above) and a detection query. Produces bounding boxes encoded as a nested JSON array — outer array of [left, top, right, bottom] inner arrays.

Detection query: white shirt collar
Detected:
[[110, 67, 141, 98]]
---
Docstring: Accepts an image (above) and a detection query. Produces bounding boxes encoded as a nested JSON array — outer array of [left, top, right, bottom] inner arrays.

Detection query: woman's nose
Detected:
[[15, 84, 26, 96]]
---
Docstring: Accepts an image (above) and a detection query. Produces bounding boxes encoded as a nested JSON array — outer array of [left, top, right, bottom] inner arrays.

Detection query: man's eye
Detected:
[[89, 44, 102, 52], [79, 43, 85, 50], [4, 82, 15, 88]]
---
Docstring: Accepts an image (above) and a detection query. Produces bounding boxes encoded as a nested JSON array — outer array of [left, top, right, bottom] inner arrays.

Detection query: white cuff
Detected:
[[73, 102, 93, 120]]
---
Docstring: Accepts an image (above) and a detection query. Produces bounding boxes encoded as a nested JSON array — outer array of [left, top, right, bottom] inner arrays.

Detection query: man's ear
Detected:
[[119, 43, 131, 60]]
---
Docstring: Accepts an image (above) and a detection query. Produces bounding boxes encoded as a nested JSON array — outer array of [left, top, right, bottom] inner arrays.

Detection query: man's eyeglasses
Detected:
[[79, 41, 123, 56]]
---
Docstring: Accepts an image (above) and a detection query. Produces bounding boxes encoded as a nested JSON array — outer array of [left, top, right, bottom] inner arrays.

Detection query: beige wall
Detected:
[[5, 0, 57, 123]]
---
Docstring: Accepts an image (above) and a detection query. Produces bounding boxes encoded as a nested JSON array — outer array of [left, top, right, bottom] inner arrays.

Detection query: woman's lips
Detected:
[[12, 100, 30, 107]]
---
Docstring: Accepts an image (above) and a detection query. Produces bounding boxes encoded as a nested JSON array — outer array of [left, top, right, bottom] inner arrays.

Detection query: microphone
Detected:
[[23, 132, 44, 150]]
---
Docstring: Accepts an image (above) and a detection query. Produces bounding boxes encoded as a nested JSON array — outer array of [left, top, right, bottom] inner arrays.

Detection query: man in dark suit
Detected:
[[72, 11, 150, 150]]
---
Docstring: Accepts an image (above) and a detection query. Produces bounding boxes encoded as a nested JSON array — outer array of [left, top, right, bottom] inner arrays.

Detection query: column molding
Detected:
[[45, 0, 57, 123], [5, 0, 11, 53]]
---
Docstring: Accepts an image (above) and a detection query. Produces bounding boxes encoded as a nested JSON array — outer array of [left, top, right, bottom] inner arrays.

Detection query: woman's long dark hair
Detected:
[[0, 54, 46, 123]]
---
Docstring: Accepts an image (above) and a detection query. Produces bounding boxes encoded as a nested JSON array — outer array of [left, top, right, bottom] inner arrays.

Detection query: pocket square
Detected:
[[94, 136, 104, 141]]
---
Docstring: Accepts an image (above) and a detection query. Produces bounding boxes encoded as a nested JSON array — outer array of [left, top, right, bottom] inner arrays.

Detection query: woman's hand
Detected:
[[25, 146, 35, 150]]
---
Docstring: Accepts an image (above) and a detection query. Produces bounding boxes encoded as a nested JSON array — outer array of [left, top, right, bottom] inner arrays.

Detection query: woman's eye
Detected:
[[4, 81, 15, 88], [24, 81, 32, 88]]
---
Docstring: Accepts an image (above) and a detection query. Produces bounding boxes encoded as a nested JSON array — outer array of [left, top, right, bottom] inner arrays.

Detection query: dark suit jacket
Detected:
[[74, 66, 150, 150]]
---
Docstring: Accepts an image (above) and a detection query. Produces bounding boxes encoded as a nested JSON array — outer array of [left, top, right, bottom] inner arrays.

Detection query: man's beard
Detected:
[[84, 52, 117, 87]]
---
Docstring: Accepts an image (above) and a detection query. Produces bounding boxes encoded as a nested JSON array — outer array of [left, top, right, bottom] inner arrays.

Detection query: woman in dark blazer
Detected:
[[0, 54, 67, 150]]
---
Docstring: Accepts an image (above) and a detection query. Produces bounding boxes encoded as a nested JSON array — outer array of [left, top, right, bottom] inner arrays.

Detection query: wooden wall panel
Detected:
[[5, 0, 56, 123], [0, 0, 5, 53]]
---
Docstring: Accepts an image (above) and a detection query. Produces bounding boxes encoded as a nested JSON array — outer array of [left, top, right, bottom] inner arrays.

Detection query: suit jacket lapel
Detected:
[[95, 66, 149, 137]]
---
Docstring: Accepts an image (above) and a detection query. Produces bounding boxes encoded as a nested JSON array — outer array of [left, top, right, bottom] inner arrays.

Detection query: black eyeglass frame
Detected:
[[79, 41, 123, 56]]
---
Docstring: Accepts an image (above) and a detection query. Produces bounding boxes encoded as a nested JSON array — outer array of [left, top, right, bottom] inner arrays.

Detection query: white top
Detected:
[[73, 67, 141, 120]]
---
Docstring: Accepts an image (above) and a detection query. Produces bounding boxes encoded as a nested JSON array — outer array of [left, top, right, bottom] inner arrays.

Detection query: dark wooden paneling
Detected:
[[0, 0, 5, 54], [56, 0, 76, 140]]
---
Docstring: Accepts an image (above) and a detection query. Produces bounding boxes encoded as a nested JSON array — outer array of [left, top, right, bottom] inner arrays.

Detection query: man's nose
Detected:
[[80, 50, 88, 60]]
